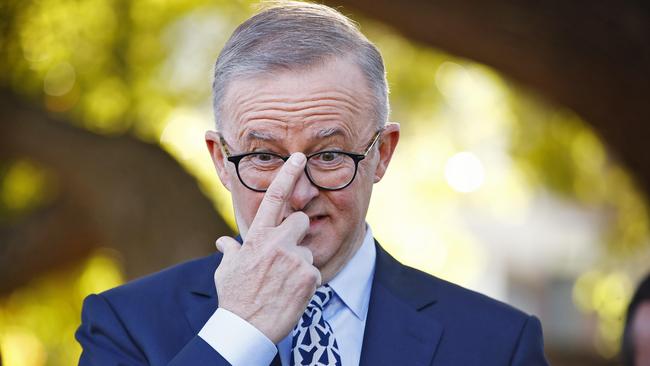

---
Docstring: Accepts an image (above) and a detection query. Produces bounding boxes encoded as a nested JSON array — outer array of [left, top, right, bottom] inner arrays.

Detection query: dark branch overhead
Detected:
[[327, 0, 650, 197], [0, 91, 232, 294]]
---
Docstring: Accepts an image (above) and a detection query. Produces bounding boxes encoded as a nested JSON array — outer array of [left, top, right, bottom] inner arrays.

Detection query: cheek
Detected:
[[231, 185, 264, 235], [326, 192, 356, 214], [324, 182, 370, 224], [349, 165, 375, 204]]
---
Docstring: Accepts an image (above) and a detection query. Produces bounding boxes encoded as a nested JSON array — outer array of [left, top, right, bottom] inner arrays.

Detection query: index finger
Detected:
[[249, 152, 306, 230]]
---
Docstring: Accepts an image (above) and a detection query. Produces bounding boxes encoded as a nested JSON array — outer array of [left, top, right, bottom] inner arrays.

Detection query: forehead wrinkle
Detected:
[[242, 81, 368, 103], [240, 104, 364, 139], [224, 79, 374, 142], [234, 120, 288, 145], [234, 104, 361, 144], [243, 109, 351, 131], [262, 90, 367, 115], [238, 100, 363, 125], [300, 112, 350, 127], [231, 87, 369, 116]]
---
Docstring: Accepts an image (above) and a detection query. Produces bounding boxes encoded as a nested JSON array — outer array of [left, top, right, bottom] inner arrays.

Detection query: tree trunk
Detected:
[[0, 91, 232, 294]]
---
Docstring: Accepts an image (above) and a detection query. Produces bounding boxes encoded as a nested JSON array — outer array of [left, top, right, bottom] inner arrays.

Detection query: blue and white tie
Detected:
[[290, 285, 342, 366]]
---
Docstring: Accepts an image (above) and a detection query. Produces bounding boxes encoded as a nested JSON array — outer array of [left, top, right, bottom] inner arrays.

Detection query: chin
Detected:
[[300, 234, 334, 267]]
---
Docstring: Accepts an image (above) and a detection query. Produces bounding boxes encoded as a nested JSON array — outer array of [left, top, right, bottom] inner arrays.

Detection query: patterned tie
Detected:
[[290, 285, 342, 366]]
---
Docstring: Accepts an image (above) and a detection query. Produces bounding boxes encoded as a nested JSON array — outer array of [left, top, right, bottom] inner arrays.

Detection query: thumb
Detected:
[[215, 236, 240, 256]]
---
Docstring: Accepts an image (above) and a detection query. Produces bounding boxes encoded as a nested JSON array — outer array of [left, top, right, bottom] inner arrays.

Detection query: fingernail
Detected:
[[215, 239, 222, 251], [290, 152, 305, 166]]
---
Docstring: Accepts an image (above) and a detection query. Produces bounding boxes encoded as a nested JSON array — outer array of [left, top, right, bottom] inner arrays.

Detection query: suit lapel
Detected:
[[184, 257, 285, 365], [181, 239, 444, 365], [184, 236, 242, 333], [360, 242, 443, 366], [184, 252, 222, 334]]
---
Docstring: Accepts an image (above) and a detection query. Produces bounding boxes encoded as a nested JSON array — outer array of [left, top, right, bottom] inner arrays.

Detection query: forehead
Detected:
[[220, 57, 375, 144]]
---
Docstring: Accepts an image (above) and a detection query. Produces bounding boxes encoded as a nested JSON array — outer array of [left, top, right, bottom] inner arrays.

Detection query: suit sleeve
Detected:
[[509, 315, 549, 366], [75, 294, 231, 366]]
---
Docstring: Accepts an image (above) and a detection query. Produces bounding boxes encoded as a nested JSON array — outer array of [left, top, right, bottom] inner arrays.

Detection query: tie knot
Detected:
[[308, 284, 334, 311]]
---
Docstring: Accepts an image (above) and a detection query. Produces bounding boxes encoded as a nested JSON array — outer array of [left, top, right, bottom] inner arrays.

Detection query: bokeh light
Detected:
[[0, 250, 123, 365], [444, 152, 486, 193], [1, 1, 648, 365]]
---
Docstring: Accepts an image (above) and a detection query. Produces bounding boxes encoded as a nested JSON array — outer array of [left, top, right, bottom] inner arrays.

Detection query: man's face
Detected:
[[206, 56, 399, 280]]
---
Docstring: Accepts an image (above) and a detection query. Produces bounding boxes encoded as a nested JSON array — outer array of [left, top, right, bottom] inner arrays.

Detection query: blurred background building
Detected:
[[1, 1, 649, 365]]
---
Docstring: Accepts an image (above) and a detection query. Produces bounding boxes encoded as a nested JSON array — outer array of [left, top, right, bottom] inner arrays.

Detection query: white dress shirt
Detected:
[[199, 225, 377, 366]]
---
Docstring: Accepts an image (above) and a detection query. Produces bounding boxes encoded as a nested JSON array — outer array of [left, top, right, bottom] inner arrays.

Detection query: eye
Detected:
[[311, 151, 345, 166], [320, 152, 338, 162], [246, 153, 283, 169], [256, 153, 274, 162]]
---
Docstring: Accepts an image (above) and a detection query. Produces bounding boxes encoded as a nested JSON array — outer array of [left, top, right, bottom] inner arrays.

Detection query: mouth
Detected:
[[309, 215, 328, 226], [299, 215, 328, 246]]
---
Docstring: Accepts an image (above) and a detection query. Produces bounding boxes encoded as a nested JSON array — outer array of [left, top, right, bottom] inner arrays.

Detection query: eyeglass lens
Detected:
[[237, 152, 356, 191]]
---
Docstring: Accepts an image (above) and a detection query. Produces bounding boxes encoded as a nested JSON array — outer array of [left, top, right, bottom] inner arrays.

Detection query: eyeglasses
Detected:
[[219, 129, 383, 192]]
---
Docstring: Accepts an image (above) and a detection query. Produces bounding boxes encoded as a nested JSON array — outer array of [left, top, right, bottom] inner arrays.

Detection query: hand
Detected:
[[213, 152, 322, 344]]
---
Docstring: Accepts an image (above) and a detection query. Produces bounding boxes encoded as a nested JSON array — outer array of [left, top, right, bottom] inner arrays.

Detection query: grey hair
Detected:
[[212, 1, 389, 129]]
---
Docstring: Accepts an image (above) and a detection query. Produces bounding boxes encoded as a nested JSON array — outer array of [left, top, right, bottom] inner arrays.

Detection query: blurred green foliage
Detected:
[[0, 0, 648, 364], [1, 251, 124, 365]]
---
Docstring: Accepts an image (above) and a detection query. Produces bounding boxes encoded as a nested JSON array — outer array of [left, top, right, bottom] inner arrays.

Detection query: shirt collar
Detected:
[[328, 224, 376, 321]]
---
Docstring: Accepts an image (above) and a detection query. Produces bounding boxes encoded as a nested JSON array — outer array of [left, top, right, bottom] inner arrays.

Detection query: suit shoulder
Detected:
[[376, 244, 530, 321], [393, 260, 547, 364], [400, 262, 531, 321], [100, 253, 221, 303]]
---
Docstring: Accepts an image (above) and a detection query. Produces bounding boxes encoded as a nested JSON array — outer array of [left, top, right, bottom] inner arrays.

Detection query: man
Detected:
[[76, 2, 549, 365], [622, 273, 650, 366]]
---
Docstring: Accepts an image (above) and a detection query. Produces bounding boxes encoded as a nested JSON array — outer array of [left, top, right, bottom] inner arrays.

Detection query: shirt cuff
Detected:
[[198, 308, 277, 366]]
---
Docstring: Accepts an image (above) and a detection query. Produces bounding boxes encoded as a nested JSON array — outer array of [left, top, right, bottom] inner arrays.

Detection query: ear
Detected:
[[205, 130, 233, 191], [374, 122, 400, 183]]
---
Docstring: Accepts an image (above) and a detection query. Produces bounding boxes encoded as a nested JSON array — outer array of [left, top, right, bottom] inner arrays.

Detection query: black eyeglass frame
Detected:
[[219, 128, 384, 192]]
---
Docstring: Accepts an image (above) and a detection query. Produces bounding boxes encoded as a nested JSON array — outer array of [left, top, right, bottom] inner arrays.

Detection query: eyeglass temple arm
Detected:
[[218, 134, 232, 157], [362, 128, 384, 156]]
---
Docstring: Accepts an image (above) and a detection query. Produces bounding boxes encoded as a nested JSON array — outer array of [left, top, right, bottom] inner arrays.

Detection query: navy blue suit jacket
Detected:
[[76, 241, 548, 365]]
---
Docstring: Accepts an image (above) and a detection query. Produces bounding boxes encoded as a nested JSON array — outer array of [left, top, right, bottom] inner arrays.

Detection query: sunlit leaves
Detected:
[[0, 0, 648, 364], [0, 251, 124, 366], [0, 159, 58, 223]]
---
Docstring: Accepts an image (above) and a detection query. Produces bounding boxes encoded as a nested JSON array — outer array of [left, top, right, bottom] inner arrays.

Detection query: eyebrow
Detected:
[[312, 127, 346, 140], [243, 130, 280, 144], [243, 127, 347, 144]]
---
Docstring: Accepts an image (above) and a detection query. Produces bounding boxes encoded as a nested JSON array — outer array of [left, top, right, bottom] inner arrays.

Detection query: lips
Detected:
[[299, 215, 327, 246], [280, 214, 327, 225], [309, 215, 327, 223], [308, 215, 328, 229]]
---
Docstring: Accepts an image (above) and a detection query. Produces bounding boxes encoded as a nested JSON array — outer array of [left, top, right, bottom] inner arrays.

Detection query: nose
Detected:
[[288, 167, 319, 211]]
